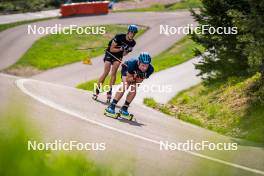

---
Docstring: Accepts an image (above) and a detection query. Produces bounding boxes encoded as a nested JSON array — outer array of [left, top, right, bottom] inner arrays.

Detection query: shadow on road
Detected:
[[117, 118, 145, 127]]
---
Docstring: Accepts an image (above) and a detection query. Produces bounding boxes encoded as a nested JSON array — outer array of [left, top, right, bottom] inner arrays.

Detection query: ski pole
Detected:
[[75, 46, 106, 50]]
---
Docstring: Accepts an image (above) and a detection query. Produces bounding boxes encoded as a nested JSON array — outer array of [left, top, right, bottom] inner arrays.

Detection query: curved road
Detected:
[[0, 11, 264, 175], [0, 11, 194, 87]]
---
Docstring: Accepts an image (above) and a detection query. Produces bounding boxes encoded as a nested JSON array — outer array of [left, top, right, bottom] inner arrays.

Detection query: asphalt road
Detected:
[[0, 74, 262, 176]]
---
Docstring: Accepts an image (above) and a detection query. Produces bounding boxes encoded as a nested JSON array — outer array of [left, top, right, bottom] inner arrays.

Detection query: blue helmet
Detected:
[[138, 52, 151, 64], [128, 24, 138, 33]]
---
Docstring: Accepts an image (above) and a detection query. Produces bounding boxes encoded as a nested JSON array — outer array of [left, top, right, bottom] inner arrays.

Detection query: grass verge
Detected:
[[4, 24, 146, 76], [144, 73, 264, 143]]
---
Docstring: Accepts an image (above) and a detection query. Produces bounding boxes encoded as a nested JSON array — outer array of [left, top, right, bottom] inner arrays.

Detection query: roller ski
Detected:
[[92, 88, 100, 100], [106, 90, 112, 104], [116, 108, 134, 121], [104, 105, 117, 119], [104, 104, 134, 121]]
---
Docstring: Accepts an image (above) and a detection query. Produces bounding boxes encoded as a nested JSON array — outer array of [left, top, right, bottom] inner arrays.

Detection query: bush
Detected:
[[0, 0, 62, 14]]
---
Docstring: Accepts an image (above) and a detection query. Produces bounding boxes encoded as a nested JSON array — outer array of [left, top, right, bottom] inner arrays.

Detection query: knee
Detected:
[[130, 85, 137, 94]]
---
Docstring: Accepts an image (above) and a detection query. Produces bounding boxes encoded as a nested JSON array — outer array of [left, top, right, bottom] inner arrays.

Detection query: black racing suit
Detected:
[[104, 33, 136, 64]]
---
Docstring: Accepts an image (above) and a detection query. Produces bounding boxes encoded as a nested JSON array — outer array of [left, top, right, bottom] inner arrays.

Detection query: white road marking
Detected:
[[16, 78, 264, 175]]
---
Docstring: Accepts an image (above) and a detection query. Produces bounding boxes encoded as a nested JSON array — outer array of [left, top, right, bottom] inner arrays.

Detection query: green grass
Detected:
[[114, 0, 202, 12], [6, 25, 146, 75], [0, 107, 133, 176], [152, 36, 204, 72], [0, 17, 57, 32], [77, 72, 123, 92], [78, 36, 204, 92], [144, 73, 264, 143]]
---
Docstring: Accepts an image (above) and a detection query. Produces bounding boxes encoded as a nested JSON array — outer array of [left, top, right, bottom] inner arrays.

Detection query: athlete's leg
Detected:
[[126, 83, 137, 103], [114, 76, 131, 101], [120, 83, 136, 112], [97, 61, 111, 92], [109, 61, 121, 89], [108, 76, 130, 108], [107, 61, 121, 99]]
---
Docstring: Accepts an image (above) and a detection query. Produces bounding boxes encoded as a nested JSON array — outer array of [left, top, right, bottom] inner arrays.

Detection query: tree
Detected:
[[228, 0, 264, 82], [190, 0, 251, 80]]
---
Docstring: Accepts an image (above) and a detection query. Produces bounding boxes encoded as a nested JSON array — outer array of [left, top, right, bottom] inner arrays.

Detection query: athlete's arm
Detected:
[[110, 40, 123, 53], [126, 72, 136, 83]]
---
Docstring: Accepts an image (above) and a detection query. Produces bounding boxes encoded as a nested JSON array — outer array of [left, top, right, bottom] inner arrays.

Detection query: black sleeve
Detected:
[[132, 40, 136, 47], [146, 65, 154, 78], [113, 34, 123, 46], [127, 60, 137, 74]]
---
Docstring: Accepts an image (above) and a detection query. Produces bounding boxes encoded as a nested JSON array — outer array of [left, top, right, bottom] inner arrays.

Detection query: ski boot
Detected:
[[106, 90, 112, 104], [104, 105, 117, 119], [92, 88, 100, 100], [116, 107, 134, 121]]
